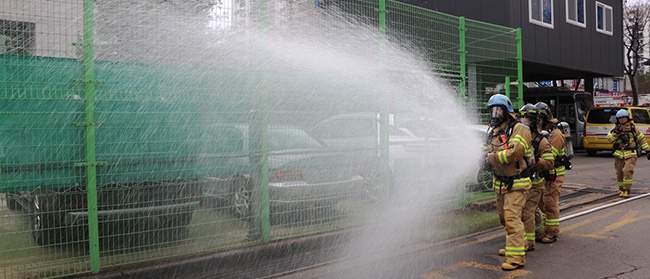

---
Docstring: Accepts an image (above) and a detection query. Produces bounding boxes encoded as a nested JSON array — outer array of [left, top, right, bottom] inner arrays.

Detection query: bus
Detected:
[[521, 87, 594, 149]]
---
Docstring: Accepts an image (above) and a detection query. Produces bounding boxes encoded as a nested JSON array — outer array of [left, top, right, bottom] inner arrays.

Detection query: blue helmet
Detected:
[[487, 94, 514, 113], [616, 109, 630, 119]]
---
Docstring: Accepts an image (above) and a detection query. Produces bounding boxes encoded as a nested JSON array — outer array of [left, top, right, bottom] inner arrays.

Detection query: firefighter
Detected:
[[535, 102, 565, 244], [607, 109, 650, 198], [498, 104, 554, 256], [483, 94, 532, 271], [519, 104, 555, 251]]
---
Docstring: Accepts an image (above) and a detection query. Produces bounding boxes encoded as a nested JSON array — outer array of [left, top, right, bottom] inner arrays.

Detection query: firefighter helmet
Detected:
[[616, 109, 630, 119], [535, 102, 553, 121], [487, 94, 515, 127], [487, 94, 514, 112], [519, 103, 538, 123]]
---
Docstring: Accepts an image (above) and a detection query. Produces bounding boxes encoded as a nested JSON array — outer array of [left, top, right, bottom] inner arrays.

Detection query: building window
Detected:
[[0, 19, 35, 55], [596, 2, 613, 35], [530, 0, 554, 29], [566, 0, 585, 27]]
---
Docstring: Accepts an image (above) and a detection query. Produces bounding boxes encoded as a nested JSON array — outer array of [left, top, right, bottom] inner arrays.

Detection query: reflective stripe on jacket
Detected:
[[547, 124, 566, 176], [484, 121, 532, 193], [608, 122, 650, 159]]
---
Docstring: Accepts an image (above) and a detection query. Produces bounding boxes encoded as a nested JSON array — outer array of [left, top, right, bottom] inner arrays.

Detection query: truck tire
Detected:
[[31, 193, 65, 246], [232, 181, 252, 220], [5, 193, 19, 210]]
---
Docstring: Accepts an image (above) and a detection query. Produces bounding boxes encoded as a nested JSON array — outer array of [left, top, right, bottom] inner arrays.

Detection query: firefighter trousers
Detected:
[[614, 156, 637, 191], [540, 175, 564, 238], [522, 182, 543, 248], [496, 190, 527, 265]]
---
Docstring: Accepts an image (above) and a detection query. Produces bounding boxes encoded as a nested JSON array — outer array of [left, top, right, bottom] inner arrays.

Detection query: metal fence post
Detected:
[[259, 0, 271, 243], [516, 28, 524, 109], [378, 0, 391, 205], [83, 0, 101, 273], [459, 16, 467, 101], [505, 76, 511, 99]]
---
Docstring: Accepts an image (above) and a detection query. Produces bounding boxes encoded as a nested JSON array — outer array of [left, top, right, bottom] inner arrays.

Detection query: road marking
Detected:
[[420, 261, 530, 279], [570, 210, 650, 239], [562, 209, 621, 232]]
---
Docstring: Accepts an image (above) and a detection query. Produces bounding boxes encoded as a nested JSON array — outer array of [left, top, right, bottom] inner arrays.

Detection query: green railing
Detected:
[[0, 0, 520, 277]]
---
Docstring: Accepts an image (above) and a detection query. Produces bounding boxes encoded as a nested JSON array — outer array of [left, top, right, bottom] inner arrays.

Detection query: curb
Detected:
[[74, 229, 359, 279]]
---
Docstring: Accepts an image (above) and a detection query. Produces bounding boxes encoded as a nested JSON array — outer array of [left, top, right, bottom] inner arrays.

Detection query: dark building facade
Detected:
[[400, 0, 624, 90]]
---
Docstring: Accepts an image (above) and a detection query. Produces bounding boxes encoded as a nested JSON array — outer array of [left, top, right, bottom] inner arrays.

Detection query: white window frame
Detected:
[[596, 2, 613, 36], [529, 0, 554, 29], [566, 0, 586, 28]]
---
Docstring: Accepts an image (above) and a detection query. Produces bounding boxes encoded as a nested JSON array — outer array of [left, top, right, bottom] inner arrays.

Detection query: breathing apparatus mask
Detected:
[[489, 105, 507, 127]]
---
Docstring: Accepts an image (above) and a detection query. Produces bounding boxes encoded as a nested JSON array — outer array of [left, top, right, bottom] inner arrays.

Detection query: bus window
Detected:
[[559, 103, 576, 130], [574, 93, 592, 122]]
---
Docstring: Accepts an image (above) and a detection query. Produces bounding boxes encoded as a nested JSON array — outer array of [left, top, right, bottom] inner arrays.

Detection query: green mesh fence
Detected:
[[1, 0, 519, 277]]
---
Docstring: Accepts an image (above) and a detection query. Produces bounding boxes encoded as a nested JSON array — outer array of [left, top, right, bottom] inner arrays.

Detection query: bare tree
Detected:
[[623, 0, 650, 105]]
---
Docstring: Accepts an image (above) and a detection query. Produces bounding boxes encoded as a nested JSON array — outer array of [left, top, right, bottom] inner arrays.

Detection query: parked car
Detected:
[[308, 113, 489, 196], [200, 124, 364, 219], [583, 106, 650, 156]]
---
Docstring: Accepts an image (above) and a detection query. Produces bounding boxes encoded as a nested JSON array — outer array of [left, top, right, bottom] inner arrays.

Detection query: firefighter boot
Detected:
[[621, 189, 630, 198], [527, 241, 535, 251], [618, 188, 625, 197], [498, 249, 505, 256], [541, 235, 557, 243], [501, 261, 524, 271]]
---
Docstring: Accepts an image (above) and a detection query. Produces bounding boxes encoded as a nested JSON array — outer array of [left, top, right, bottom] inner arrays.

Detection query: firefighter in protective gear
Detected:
[[498, 104, 554, 256], [483, 94, 532, 271], [535, 102, 565, 244], [519, 104, 554, 251], [607, 109, 650, 198]]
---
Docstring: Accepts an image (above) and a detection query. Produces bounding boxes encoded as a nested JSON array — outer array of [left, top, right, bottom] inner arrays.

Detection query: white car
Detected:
[[309, 114, 490, 197]]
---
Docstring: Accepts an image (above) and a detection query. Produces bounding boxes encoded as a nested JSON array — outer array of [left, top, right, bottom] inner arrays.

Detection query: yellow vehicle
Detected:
[[583, 106, 650, 156]]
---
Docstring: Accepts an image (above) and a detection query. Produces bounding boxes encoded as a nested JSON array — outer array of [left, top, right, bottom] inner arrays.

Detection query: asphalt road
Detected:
[[200, 151, 650, 279], [567, 150, 650, 194], [85, 150, 650, 279]]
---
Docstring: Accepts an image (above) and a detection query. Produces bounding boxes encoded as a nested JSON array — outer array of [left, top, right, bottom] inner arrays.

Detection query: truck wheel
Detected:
[[31, 194, 64, 246], [232, 182, 252, 220], [5, 193, 19, 210]]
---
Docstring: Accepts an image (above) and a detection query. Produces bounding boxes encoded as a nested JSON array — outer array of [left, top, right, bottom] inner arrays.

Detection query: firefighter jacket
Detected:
[[530, 131, 555, 185], [543, 119, 567, 176], [607, 121, 650, 159], [484, 120, 532, 193]]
